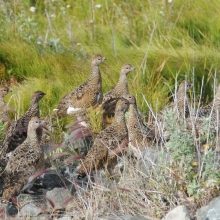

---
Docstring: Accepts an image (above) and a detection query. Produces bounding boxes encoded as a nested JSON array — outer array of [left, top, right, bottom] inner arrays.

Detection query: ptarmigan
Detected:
[[52, 54, 106, 118], [2, 117, 46, 202], [77, 98, 129, 178], [196, 85, 220, 120], [0, 86, 16, 126], [169, 80, 193, 119], [124, 94, 155, 153], [101, 64, 135, 118], [151, 80, 192, 141], [0, 91, 46, 169]]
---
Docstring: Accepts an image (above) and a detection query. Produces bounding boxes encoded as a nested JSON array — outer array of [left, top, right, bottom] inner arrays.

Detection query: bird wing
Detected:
[[69, 81, 89, 101], [102, 90, 118, 104], [196, 103, 213, 117], [5, 143, 43, 176]]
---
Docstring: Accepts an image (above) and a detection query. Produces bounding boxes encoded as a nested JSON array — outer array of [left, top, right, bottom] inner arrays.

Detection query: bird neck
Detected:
[[129, 103, 138, 116], [26, 129, 39, 144], [115, 73, 128, 94], [114, 110, 126, 123], [0, 96, 5, 106], [129, 103, 140, 124], [29, 100, 39, 112], [23, 103, 40, 120], [87, 65, 102, 85], [90, 65, 100, 76]]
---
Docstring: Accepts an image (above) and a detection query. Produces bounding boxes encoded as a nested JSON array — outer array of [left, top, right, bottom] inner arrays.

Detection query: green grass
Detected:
[[1, 0, 220, 217], [0, 0, 220, 115]]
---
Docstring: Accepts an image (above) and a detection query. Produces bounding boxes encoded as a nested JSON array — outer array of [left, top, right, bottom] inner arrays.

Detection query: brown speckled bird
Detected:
[[151, 80, 192, 141], [2, 117, 45, 202], [77, 98, 129, 178], [0, 91, 46, 169], [170, 80, 193, 119], [52, 54, 106, 118], [101, 64, 135, 118], [196, 85, 220, 120], [0, 86, 16, 125], [156, 80, 192, 122], [124, 94, 155, 152]]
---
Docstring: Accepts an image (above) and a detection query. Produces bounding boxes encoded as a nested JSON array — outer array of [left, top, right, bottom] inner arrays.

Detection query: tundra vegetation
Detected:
[[0, 0, 220, 218]]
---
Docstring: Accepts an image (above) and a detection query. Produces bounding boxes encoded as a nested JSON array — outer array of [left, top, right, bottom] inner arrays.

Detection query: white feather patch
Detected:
[[67, 106, 82, 115]]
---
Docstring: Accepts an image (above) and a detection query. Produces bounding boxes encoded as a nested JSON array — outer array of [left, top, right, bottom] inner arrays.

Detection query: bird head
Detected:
[[28, 117, 48, 132], [91, 54, 106, 66], [115, 98, 129, 113], [179, 80, 193, 93], [120, 64, 135, 75], [122, 94, 136, 105], [0, 86, 11, 97], [31, 90, 46, 103]]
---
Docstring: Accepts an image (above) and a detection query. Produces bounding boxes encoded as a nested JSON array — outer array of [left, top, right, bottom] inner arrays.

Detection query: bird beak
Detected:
[[39, 121, 48, 130], [39, 121, 51, 136]]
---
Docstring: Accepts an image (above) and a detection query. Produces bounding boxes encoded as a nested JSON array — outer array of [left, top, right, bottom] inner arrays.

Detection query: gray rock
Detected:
[[206, 196, 220, 220], [17, 194, 47, 210], [196, 205, 208, 220], [98, 215, 149, 220], [162, 205, 191, 220], [33, 214, 52, 220], [19, 203, 41, 217], [46, 187, 71, 210], [57, 216, 72, 220], [34, 170, 72, 191], [6, 203, 18, 217]]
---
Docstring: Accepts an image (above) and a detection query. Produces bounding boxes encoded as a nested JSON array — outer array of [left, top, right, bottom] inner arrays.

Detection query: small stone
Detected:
[[34, 214, 52, 220], [19, 203, 41, 217], [98, 215, 149, 220], [162, 205, 191, 220], [196, 205, 208, 220], [46, 187, 71, 210], [206, 196, 220, 220], [57, 216, 72, 220], [6, 203, 18, 217]]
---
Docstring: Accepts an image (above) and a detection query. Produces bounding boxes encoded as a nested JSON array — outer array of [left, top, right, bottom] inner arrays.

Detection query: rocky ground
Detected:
[[0, 126, 220, 220], [0, 150, 219, 220]]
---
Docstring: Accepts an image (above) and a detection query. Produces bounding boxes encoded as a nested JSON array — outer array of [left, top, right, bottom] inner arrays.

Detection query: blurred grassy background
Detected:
[[0, 0, 220, 118]]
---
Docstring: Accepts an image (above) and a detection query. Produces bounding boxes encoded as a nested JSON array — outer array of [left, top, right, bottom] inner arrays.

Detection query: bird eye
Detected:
[[98, 58, 101, 60]]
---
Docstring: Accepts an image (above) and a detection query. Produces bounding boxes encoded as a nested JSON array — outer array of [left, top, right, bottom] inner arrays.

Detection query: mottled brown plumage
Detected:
[[0, 86, 15, 125], [151, 80, 192, 141], [155, 80, 192, 122], [102, 64, 135, 118], [124, 94, 155, 152], [52, 54, 106, 118], [0, 91, 45, 169], [2, 117, 45, 201], [170, 80, 193, 119], [77, 98, 129, 178], [196, 85, 220, 120]]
